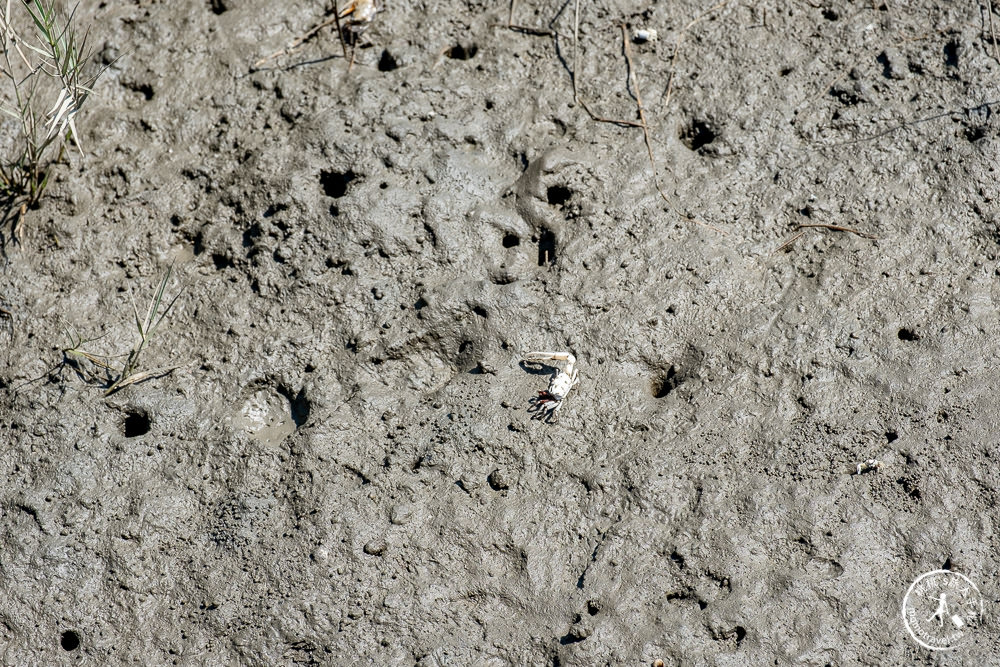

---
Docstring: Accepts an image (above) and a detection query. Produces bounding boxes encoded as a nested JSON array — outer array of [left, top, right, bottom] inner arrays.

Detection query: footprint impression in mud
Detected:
[[233, 388, 297, 446]]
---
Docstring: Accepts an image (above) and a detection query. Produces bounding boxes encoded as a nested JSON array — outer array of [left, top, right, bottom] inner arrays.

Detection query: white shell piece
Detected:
[[632, 28, 658, 43]]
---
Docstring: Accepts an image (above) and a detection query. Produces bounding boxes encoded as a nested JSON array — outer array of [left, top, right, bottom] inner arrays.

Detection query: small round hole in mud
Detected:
[[680, 119, 717, 151], [378, 49, 398, 71], [123, 411, 151, 437], [60, 631, 80, 651], [446, 43, 478, 60], [320, 169, 357, 198], [537, 229, 557, 266], [650, 367, 678, 398], [502, 233, 520, 248], [546, 185, 572, 206], [897, 328, 920, 341]]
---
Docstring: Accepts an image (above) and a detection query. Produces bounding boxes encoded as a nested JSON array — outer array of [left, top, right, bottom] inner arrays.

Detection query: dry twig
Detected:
[[252, 2, 348, 70], [774, 223, 877, 253]]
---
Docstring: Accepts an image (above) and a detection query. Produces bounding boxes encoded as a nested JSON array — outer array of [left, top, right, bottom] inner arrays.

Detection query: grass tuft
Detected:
[[0, 0, 114, 242]]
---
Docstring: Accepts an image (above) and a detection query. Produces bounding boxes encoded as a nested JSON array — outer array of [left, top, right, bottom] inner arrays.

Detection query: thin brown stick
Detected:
[[773, 230, 806, 253], [620, 24, 726, 235], [773, 223, 877, 253], [988, 2, 1000, 64], [578, 99, 647, 127], [573, 0, 579, 103], [661, 1, 728, 111], [252, 10, 344, 69], [796, 223, 877, 239], [333, 0, 348, 60], [494, 23, 558, 37]]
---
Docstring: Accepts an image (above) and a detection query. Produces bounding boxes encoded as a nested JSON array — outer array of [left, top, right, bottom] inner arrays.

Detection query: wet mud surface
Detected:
[[2, 0, 1000, 664]]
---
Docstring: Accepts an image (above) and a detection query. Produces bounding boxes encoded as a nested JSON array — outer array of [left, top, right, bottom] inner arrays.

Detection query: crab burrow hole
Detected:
[[546, 184, 572, 207], [650, 366, 679, 398], [446, 43, 478, 60], [378, 49, 399, 71], [277, 385, 311, 428], [320, 169, 358, 198], [60, 631, 80, 651], [680, 117, 718, 152], [536, 228, 557, 266], [123, 409, 152, 437]]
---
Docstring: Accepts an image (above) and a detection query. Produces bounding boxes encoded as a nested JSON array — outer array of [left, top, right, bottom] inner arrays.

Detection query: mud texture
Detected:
[[3, 0, 1000, 665]]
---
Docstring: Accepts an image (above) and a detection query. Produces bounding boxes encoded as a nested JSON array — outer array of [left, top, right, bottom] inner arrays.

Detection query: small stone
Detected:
[[488, 468, 512, 491], [363, 539, 386, 556], [390, 504, 413, 525]]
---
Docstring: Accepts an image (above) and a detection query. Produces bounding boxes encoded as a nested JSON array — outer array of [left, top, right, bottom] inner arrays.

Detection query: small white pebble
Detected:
[[632, 28, 658, 43]]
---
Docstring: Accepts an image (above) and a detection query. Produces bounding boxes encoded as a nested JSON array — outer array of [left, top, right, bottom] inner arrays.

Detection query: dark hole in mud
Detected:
[[876, 52, 892, 79], [459, 340, 472, 355], [263, 203, 288, 217], [211, 253, 232, 270], [670, 550, 685, 568], [485, 99, 494, 110], [502, 233, 520, 248], [897, 328, 920, 341], [487, 471, 507, 493], [473, 305, 488, 318], [278, 386, 311, 427], [131, 82, 154, 100], [320, 169, 357, 198], [735, 626, 747, 644], [897, 477, 922, 499], [886, 430, 898, 443], [123, 411, 151, 438], [559, 631, 586, 645], [378, 49, 398, 71], [329, 204, 340, 217], [546, 184, 572, 206], [60, 631, 80, 651], [414, 297, 428, 310], [798, 205, 813, 218], [208, 0, 228, 14], [822, 8, 839, 20], [446, 43, 478, 60], [780, 67, 793, 76], [379, 181, 388, 189], [537, 229, 556, 266], [651, 366, 678, 398], [944, 40, 959, 68], [587, 600, 600, 615], [964, 125, 988, 142], [680, 118, 716, 151], [942, 557, 953, 570]]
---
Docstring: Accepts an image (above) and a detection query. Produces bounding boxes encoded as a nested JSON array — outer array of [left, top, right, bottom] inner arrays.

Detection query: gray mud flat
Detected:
[[2, 1, 1000, 665]]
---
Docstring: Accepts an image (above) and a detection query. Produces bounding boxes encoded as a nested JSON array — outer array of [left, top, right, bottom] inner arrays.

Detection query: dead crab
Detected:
[[523, 351, 579, 421]]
